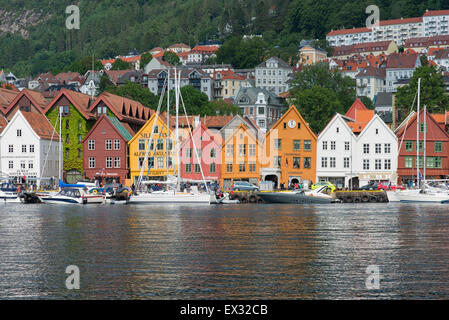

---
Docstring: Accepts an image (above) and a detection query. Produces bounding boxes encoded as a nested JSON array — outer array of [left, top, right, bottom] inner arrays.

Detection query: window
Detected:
[[17, 129, 22, 137], [114, 157, 121, 168], [304, 157, 311, 168], [88, 140, 95, 150], [194, 164, 201, 173], [344, 157, 350, 168], [8, 161, 13, 169], [22, 145, 27, 153], [385, 144, 391, 154], [435, 142, 443, 153], [375, 144, 382, 154], [185, 164, 192, 173], [322, 141, 327, 150], [435, 157, 443, 168], [138, 139, 145, 151], [405, 141, 414, 151], [226, 144, 233, 157], [375, 159, 382, 170], [239, 144, 246, 156], [420, 123, 427, 133], [363, 159, 370, 170], [321, 157, 328, 168], [336, 127, 340, 133], [167, 157, 173, 168], [157, 157, 164, 169], [105, 140, 112, 150], [249, 162, 256, 172], [185, 148, 193, 158], [20, 161, 26, 169], [289, 156, 300, 169], [331, 141, 336, 150], [274, 139, 282, 150], [330, 157, 336, 168], [66, 134, 70, 144], [226, 163, 233, 172], [114, 140, 120, 150], [405, 156, 413, 168], [363, 144, 370, 154], [89, 157, 95, 168], [345, 141, 350, 151], [65, 119, 70, 130], [293, 140, 301, 151], [8, 145, 13, 153], [283, 122, 287, 129], [153, 126, 159, 134], [304, 140, 311, 151], [210, 163, 216, 173], [239, 163, 246, 172], [416, 156, 423, 168], [157, 139, 164, 150], [416, 141, 423, 152], [106, 157, 113, 168], [29, 161, 33, 169], [385, 159, 391, 170], [249, 144, 256, 156], [138, 157, 145, 169]]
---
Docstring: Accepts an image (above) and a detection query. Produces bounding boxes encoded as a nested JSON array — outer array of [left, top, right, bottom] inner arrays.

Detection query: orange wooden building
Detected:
[[261, 105, 317, 188]]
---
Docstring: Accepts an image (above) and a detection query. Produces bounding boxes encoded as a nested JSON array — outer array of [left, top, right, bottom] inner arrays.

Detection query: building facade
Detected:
[[255, 57, 293, 96]]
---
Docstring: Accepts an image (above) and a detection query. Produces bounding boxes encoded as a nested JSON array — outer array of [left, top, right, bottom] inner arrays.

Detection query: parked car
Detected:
[[359, 182, 379, 190], [377, 181, 405, 191], [311, 181, 336, 192], [230, 181, 259, 192]]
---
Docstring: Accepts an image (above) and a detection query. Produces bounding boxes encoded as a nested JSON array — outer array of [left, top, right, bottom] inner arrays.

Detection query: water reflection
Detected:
[[0, 203, 448, 299]]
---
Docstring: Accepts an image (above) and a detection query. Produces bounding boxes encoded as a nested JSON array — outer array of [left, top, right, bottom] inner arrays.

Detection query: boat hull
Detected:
[[258, 192, 334, 204], [128, 192, 211, 204]]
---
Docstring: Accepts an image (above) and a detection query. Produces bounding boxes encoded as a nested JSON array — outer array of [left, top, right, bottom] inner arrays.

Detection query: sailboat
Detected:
[[128, 68, 213, 205], [387, 78, 449, 203]]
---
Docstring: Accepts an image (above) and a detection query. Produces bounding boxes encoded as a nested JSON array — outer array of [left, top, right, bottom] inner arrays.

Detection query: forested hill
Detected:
[[0, 0, 448, 77]]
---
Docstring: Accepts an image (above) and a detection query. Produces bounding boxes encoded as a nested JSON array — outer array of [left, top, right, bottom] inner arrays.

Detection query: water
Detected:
[[0, 202, 448, 299]]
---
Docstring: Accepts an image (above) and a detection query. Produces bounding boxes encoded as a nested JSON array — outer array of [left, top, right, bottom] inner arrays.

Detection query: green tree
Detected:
[[111, 58, 132, 70], [99, 74, 115, 94], [359, 96, 375, 110], [106, 81, 159, 108], [209, 99, 240, 115], [396, 65, 449, 116], [163, 51, 181, 66], [67, 56, 103, 75], [140, 52, 153, 68]]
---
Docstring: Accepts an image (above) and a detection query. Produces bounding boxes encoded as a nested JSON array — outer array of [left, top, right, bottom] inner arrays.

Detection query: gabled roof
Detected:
[[386, 53, 420, 69], [224, 123, 260, 146], [266, 105, 317, 140], [89, 92, 153, 123], [44, 89, 95, 119], [83, 114, 133, 143], [357, 114, 397, 141], [256, 56, 291, 69], [0, 87, 19, 111], [3, 89, 48, 116], [396, 109, 449, 140], [317, 113, 356, 139], [105, 69, 132, 84], [180, 123, 221, 149], [355, 67, 386, 79], [128, 112, 171, 145], [20, 111, 59, 141], [345, 98, 369, 119]]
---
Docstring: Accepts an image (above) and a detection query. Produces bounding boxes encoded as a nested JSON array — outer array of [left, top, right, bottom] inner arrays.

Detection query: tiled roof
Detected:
[[214, 70, 245, 81], [54, 72, 82, 82], [386, 53, 419, 69], [147, 68, 210, 79], [346, 110, 375, 133], [201, 115, 234, 129], [327, 27, 372, 36], [106, 115, 134, 141], [405, 35, 449, 47], [345, 98, 369, 119], [0, 88, 19, 111], [44, 89, 95, 119], [355, 67, 386, 78], [434, 48, 449, 59], [256, 56, 291, 69], [90, 92, 154, 123], [168, 43, 190, 49], [21, 111, 59, 141], [3, 89, 49, 116], [423, 10, 449, 17], [105, 69, 132, 84], [379, 17, 422, 25]]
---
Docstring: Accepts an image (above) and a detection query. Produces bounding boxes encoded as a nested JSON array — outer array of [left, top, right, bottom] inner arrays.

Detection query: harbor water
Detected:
[[0, 203, 448, 299]]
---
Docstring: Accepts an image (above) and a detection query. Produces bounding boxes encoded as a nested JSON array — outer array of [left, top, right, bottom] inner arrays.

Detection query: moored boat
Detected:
[[258, 185, 335, 204]]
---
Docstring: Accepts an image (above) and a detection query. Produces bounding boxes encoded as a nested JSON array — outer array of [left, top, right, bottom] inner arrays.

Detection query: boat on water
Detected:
[[388, 184, 449, 203], [39, 187, 104, 204], [0, 182, 21, 203], [257, 185, 335, 204]]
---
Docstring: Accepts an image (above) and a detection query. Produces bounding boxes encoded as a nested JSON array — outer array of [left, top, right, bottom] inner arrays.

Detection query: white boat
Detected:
[[386, 189, 421, 202], [393, 189, 449, 203], [258, 185, 335, 204], [129, 68, 212, 205], [39, 187, 104, 204], [0, 182, 21, 203]]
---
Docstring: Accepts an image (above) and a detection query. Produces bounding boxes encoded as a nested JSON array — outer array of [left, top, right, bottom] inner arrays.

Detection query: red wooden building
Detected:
[[396, 109, 449, 184], [180, 123, 222, 183], [82, 114, 134, 184]]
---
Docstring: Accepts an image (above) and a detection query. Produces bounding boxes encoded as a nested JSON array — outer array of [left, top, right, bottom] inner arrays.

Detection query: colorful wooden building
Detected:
[[128, 113, 174, 184], [221, 123, 262, 188], [82, 115, 134, 184], [261, 105, 317, 188], [180, 123, 222, 182], [396, 109, 449, 184]]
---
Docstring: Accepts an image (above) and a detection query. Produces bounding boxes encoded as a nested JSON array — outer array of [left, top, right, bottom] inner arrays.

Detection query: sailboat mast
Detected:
[[166, 69, 170, 179], [424, 104, 426, 183], [59, 106, 63, 186], [417, 78, 420, 187], [175, 68, 180, 189]]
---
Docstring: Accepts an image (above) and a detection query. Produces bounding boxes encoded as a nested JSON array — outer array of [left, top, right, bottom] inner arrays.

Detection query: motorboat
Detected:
[[389, 184, 449, 203], [0, 182, 21, 203], [129, 189, 213, 204], [257, 185, 335, 204], [39, 187, 104, 204]]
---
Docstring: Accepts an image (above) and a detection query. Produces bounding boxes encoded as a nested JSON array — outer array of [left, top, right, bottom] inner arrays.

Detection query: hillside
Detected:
[[0, 0, 448, 77]]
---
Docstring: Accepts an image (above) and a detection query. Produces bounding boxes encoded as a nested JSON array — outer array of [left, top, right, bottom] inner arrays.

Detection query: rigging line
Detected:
[[136, 76, 167, 189], [179, 86, 210, 194], [398, 90, 418, 154]]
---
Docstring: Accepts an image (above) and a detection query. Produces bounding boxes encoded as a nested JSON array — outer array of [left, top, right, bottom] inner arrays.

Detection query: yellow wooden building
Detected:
[[128, 114, 174, 183]]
